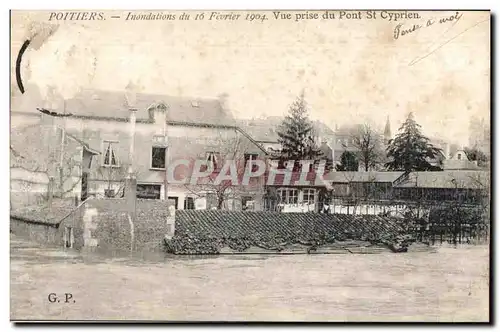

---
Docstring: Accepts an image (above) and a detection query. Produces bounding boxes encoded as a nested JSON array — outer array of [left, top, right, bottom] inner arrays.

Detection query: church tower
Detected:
[[383, 115, 392, 145]]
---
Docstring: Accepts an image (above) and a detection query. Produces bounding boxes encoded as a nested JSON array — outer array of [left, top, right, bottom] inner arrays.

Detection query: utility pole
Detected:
[[125, 84, 138, 217], [163, 111, 168, 202], [127, 108, 137, 176], [59, 99, 66, 195]]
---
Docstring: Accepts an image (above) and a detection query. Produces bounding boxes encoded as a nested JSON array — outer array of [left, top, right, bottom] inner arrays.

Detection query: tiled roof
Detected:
[[11, 199, 77, 226], [238, 117, 335, 143], [68, 89, 237, 126], [325, 171, 405, 183], [238, 117, 281, 142], [394, 171, 490, 189], [11, 86, 236, 127], [174, 210, 405, 242]]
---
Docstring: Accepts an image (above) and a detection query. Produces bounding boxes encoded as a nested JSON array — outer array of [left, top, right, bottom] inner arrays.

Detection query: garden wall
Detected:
[[10, 198, 176, 255]]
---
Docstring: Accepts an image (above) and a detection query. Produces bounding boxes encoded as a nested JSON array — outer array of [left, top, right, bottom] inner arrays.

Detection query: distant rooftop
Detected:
[[238, 116, 335, 143]]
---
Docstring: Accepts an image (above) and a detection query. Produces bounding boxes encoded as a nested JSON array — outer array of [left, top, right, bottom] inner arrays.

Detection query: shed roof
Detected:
[[394, 171, 490, 189], [325, 171, 405, 183]]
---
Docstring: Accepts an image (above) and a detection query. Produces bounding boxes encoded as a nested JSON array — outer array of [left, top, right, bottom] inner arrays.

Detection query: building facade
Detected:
[[11, 88, 268, 211]]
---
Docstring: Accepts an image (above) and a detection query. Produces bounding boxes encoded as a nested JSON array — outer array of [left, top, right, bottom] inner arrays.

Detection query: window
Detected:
[[313, 160, 320, 171], [151, 135, 167, 169], [168, 196, 179, 209], [184, 197, 195, 210], [277, 188, 298, 204], [151, 147, 166, 169], [103, 141, 119, 167], [242, 196, 253, 211], [206, 152, 218, 170], [303, 189, 316, 205], [244, 154, 259, 172], [457, 153, 462, 160], [278, 189, 287, 204], [136, 184, 161, 199]]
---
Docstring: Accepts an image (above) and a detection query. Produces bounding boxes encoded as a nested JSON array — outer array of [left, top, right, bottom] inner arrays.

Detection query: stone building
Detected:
[[11, 87, 268, 211]]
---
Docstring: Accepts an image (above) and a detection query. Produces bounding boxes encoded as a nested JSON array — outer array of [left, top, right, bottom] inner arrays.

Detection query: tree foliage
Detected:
[[273, 92, 324, 168], [336, 151, 359, 171], [385, 112, 443, 172], [464, 147, 489, 167]]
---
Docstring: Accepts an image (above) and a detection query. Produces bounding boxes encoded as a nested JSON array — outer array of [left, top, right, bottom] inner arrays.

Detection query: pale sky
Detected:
[[11, 10, 490, 145]]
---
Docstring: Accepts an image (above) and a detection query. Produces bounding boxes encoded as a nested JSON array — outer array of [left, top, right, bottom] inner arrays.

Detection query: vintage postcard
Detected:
[[10, 9, 490, 322]]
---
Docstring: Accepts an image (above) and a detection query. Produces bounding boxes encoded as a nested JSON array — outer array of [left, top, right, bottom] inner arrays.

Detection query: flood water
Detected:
[[10, 235, 489, 322]]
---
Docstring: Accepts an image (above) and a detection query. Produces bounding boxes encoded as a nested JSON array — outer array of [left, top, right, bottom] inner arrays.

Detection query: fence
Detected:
[[262, 197, 489, 244]]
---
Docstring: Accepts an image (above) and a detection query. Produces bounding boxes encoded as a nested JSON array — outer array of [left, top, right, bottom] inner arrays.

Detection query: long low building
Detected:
[[314, 170, 490, 217]]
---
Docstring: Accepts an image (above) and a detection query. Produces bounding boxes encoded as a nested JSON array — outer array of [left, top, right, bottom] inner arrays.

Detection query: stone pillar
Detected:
[[165, 199, 176, 239], [125, 175, 137, 217]]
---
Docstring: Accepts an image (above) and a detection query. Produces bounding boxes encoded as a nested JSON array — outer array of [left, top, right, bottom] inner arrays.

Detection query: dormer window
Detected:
[[156, 102, 168, 111]]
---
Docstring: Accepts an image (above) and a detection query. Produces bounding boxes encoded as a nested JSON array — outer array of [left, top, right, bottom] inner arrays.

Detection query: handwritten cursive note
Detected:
[[393, 11, 463, 40]]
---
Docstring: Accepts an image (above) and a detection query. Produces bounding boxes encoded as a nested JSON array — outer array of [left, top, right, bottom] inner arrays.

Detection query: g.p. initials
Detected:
[[47, 293, 75, 303]]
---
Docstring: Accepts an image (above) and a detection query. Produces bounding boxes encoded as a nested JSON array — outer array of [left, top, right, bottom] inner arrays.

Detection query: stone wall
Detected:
[[11, 197, 176, 255], [10, 217, 61, 246], [78, 198, 175, 254]]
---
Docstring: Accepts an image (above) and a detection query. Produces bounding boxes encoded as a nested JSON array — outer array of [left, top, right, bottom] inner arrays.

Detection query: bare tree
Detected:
[[184, 132, 262, 210], [96, 165, 138, 198], [350, 123, 384, 172], [11, 124, 83, 200]]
